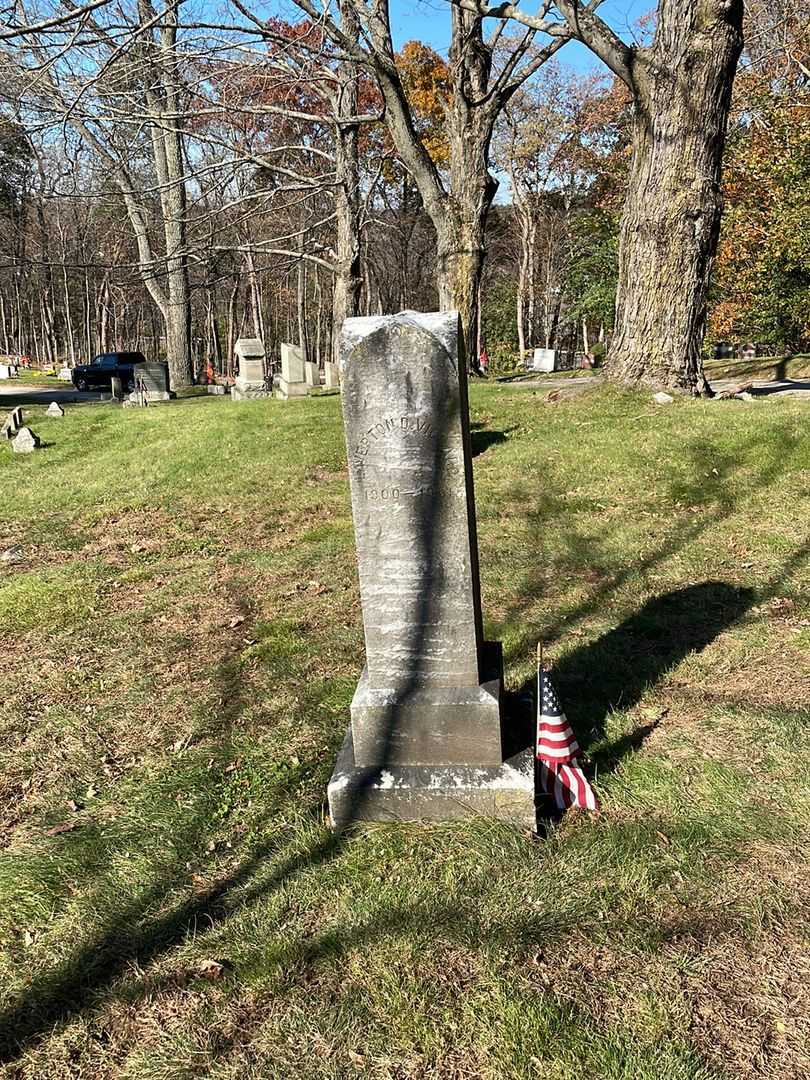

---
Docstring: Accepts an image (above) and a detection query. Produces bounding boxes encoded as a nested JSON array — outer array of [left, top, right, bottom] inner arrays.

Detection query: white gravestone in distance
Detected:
[[276, 343, 308, 400], [327, 310, 535, 830], [11, 426, 40, 453], [305, 361, 320, 388], [531, 347, 556, 372], [323, 361, 340, 390], [232, 338, 270, 401]]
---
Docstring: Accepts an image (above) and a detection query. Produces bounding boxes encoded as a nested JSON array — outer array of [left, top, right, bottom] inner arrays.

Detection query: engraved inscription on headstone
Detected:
[[343, 319, 481, 692]]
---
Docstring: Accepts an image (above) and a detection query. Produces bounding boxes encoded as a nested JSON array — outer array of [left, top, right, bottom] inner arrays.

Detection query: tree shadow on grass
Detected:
[[551, 582, 755, 762], [497, 424, 801, 664], [470, 421, 513, 457]]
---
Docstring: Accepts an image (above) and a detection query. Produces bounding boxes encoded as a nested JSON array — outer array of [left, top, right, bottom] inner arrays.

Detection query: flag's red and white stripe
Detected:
[[536, 663, 599, 813]]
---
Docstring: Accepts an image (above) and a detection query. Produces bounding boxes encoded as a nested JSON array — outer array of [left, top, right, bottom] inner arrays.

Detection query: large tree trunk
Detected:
[[607, 0, 743, 394]]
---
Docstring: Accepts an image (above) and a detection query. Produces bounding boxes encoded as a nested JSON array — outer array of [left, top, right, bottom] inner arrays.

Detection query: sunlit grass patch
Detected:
[[0, 385, 808, 1077]]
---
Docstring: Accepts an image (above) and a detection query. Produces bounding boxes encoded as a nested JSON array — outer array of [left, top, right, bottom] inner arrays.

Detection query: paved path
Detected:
[[499, 373, 810, 399], [0, 382, 106, 407], [494, 374, 602, 391], [709, 377, 810, 399]]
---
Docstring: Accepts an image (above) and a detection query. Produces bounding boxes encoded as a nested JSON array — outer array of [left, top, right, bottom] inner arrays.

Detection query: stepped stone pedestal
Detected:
[[327, 311, 535, 830], [232, 338, 270, 401]]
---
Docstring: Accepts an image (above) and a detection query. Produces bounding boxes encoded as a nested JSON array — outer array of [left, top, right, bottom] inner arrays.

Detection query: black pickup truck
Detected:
[[71, 352, 147, 391]]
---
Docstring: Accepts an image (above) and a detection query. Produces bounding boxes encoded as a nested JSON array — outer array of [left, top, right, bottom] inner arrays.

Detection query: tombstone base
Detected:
[[127, 390, 175, 403], [231, 383, 271, 401], [350, 641, 504, 767], [327, 728, 536, 830], [275, 377, 309, 400]]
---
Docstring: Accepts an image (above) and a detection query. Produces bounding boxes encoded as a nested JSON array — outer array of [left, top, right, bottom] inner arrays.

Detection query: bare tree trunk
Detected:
[[99, 275, 111, 352], [331, 9, 363, 361], [0, 294, 8, 356], [226, 278, 238, 369]]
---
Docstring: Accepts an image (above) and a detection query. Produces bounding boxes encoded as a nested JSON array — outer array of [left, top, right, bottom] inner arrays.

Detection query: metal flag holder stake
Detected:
[[535, 642, 599, 813]]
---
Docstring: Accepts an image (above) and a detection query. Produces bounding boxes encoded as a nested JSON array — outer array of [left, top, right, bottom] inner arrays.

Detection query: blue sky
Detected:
[[387, 0, 651, 74]]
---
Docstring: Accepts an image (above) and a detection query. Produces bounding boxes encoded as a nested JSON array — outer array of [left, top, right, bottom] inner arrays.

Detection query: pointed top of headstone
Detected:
[[46, 401, 65, 417], [12, 426, 40, 453]]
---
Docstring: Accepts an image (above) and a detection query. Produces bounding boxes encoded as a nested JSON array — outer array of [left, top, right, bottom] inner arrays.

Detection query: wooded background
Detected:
[[0, 0, 807, 391]]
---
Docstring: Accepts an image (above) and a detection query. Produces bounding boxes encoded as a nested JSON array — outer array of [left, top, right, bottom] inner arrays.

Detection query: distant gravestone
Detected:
[[276, 343, 308, 400], [0, 364, 10, 380], [130, 362, 173, 403], [305, 361, 320, 388], [232, 338, 270, 400], [1, 407, 23, 440], [110, 376, 124, 401], [741, 342, 757, 360], [57, 367, 73, 382], [327, 311, 534, 829], [531, 348, 556, 373], [324, 361, 340, 390], [46, 401, 65, 418], [207, 384, 229, 395], [714, 342, 735, 360], [11, 426, 40, 454]]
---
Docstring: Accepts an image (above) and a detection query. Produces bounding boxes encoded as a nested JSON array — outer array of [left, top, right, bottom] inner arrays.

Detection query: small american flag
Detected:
[[536, 649, 598, 812]]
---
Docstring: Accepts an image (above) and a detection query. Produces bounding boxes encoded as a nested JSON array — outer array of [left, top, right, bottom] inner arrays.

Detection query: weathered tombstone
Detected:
[[130, 361, 173, 403], [275, 343, 308, 400], [110, 376, 124, 401], [11, 426, 40, 454], [324, 360, 340, 390], [304, 360, 320, 388], [46, 401, 65, 418], [207, 383, 229, 395], [1, 407, 23, 440], [57, 366, 73, 381], [531, 347, 556, 372], [0, 364, 9, 380], [327, 311, 534, 829], [232, 338, 271, 401]]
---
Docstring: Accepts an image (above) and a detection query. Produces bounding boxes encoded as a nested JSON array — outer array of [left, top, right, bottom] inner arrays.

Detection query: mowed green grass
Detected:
[[0, 384, 808, 1080]]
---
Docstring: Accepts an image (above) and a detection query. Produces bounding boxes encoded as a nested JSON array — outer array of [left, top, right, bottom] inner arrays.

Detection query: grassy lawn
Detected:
[[1, 384, 809, 1080]]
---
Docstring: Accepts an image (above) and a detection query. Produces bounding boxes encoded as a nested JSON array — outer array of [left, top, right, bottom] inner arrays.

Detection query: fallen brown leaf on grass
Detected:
[[46, 820, 80, 836], [197, 958, 229, 979]]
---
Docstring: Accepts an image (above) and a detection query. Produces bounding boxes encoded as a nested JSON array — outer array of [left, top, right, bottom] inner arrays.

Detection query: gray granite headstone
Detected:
[[12, 426, 40, 453], [327, 311, 534, 829], [276, 343, 308, 400], [305, 361, 319, 388], [131, 362, 173, 402]]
